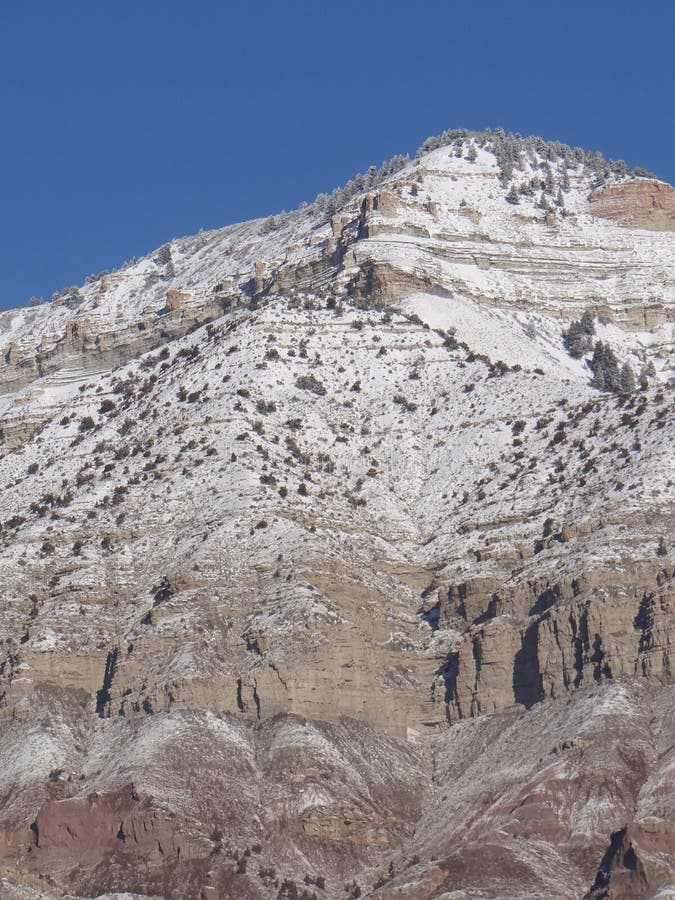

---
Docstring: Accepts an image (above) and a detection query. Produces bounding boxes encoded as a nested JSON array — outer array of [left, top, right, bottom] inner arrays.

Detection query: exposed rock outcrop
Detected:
[[589, 179, 675, 231], [444, 563, 674, 722]]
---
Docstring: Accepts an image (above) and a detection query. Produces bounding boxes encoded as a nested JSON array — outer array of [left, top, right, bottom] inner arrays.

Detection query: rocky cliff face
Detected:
[[0, 130, 673, 899], [589, 179, 675, 231]]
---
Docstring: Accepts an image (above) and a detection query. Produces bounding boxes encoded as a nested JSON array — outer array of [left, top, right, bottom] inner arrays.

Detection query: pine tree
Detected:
[[610, 159, 628, 177], [362, 166, 377, 188], [351, 173, 366, 193], [564, 312, 594, 358], [155, 244, 172, 266], [619, 362, 636, 393], [260, 215, 279, 234], [590, 342, 608, 389], [505, 185, 520, 204], [638, 360, 656, 388], [590, 341, 621, 391], [561, 161, 570, 191], [603, 345, 621, 391], [579, 311, 595, 335], [543, 163, 556, 194], [64, 286, 84, 309]]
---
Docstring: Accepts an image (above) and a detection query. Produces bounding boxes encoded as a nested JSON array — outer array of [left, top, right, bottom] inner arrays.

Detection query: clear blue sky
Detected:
[[1, 0, 673, 310]]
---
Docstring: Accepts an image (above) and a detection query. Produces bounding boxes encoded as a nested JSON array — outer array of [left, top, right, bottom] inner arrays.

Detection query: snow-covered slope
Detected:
[[0, 129, 673, 899]]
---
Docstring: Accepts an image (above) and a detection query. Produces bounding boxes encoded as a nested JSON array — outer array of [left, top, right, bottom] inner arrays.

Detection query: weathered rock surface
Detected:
[[373, 681, 675, 899], [589, 179, 675, 231]]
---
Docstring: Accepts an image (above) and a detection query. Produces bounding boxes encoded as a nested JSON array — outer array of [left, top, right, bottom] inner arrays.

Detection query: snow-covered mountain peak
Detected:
[[0, 127, 673, 899]]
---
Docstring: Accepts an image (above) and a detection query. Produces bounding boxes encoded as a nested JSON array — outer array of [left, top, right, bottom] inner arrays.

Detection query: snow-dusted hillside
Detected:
[[0, 129, 673, 899]]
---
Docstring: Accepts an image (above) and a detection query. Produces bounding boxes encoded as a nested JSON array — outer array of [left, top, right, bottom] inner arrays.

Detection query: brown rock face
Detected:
[[254, 261, 266, 294], [443, 563, 674, 723], [347, 259, 436, 307], [2, 711, 429, 899], [589, 179, 675, 231], [585, 826, 651, 899], [360, 191, 398, 218], [166, 289, 190, 312]]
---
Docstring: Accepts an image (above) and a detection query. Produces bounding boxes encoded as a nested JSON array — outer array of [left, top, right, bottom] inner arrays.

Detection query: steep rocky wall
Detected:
[[0, 294, 231, 398], [589, 180, 675, 231], [443, 562, 674, 722]]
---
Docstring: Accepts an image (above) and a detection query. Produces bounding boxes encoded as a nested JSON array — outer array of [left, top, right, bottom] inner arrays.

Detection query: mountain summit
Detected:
[[0, 128, 673, 899]]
